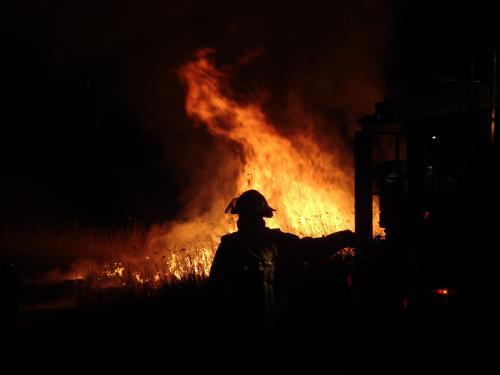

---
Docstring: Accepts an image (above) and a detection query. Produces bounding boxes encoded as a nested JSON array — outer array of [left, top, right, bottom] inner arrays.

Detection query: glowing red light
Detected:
[[436, 288, 449, 296]]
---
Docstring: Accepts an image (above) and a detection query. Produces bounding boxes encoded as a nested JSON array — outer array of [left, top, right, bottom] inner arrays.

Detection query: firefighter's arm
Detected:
[[298, 229, 356, 260]]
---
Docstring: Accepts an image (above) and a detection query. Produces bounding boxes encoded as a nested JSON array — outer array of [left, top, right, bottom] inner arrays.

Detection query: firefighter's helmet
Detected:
[[225, 190, 276, 218]]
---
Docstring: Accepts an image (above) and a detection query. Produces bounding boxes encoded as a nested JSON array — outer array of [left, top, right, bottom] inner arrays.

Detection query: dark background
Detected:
[[1, 0, 498, 229]]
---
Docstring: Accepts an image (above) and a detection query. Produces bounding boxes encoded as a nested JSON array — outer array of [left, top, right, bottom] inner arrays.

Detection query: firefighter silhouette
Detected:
[[209, 189, 356, 335]]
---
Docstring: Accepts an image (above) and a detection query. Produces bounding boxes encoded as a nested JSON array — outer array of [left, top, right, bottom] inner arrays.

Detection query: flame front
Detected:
[[179, 49, 354, 236]]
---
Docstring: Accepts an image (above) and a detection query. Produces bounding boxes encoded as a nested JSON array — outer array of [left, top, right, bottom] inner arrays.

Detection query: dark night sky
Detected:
[[1, 0, 499, 229]]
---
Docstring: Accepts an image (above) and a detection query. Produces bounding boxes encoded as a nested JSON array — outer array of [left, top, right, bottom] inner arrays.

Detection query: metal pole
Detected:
[[354, 124, 373, 244], [490, 47, 496, 144]]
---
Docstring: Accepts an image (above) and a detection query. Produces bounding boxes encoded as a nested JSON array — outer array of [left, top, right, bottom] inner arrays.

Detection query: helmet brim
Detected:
[[231, 205, 276, 218]]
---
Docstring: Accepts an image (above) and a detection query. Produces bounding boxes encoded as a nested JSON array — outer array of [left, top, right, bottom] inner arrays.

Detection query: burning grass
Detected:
[[1, 222, 216, 287]]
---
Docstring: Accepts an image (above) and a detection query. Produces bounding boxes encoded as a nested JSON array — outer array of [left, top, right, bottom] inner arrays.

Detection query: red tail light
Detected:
[[435, 288, 449, 296]]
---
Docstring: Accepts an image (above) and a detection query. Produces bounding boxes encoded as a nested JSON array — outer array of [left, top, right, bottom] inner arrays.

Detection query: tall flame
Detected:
[[180, 49, 354, 234], [146, 49, 372, 278]]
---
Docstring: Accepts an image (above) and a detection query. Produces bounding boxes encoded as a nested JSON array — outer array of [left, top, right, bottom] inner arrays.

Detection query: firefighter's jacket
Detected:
[[209, 227, 354, 320]]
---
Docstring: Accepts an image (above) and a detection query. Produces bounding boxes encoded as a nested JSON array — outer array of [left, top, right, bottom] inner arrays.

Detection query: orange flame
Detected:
[[181, 49, 354, 233]]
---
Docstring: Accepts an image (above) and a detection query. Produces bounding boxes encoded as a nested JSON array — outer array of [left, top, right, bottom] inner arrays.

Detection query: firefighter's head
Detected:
[[225, 189, 276, 218]]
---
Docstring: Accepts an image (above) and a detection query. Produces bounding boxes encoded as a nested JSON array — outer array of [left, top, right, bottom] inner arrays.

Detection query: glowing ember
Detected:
[[103, 263, 125, 278]]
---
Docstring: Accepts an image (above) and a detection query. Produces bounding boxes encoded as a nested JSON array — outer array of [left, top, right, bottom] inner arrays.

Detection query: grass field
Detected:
[[1, 224, 493, 367]]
